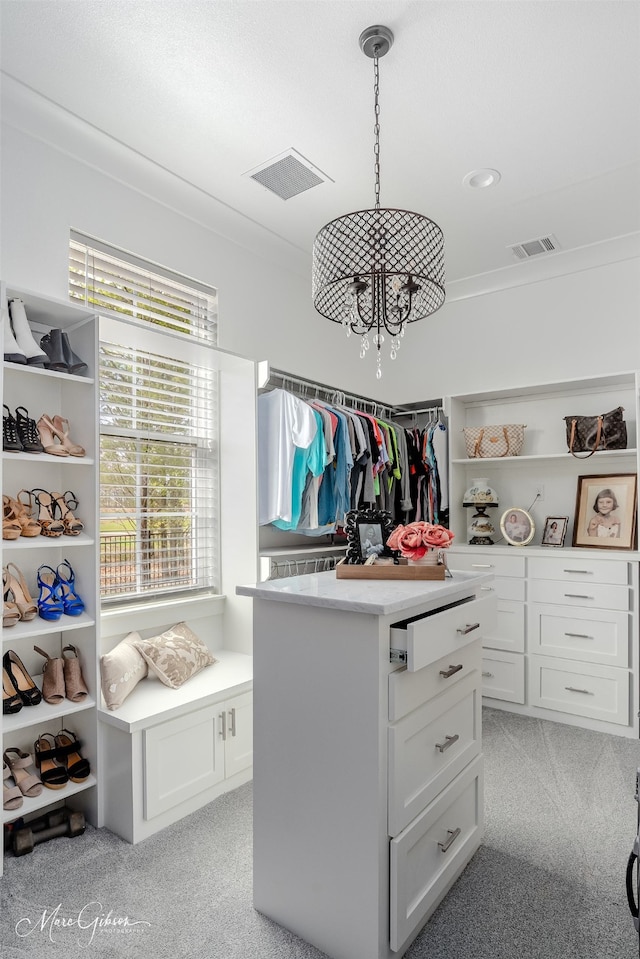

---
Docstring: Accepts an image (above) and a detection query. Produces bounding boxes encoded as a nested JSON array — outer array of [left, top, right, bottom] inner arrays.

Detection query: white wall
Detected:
[[1, 89, 639, 407]]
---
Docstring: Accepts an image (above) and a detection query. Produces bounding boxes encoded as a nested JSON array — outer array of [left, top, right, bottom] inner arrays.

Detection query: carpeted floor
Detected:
[[1, 708, 639, 959]]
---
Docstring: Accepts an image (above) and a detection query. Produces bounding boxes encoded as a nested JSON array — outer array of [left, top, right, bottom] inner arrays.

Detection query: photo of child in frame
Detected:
[[542, 516, 568, 547], [573, 473, 637, 550]]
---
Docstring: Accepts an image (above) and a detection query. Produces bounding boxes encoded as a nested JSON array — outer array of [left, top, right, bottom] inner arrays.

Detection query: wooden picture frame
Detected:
[[572, 473, 637, 550], [541, 516, 569, 548], [344, 508, 395, 564], [499, 507, 535, 547]]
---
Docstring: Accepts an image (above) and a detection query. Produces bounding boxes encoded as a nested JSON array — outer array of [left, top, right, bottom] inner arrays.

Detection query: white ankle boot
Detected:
[[2, 298, 27, 364], [8, 298, 48, 367]]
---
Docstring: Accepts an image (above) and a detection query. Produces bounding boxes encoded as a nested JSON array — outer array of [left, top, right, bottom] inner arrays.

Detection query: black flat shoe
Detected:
[[3, 650, 42, 707]]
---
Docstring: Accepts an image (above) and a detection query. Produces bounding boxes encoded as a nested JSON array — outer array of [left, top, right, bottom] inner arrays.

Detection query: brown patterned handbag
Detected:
[[564, 406, 627, 458]]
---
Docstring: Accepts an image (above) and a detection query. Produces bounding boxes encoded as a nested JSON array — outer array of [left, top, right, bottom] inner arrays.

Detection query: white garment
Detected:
[[258, 389, 318, 525]]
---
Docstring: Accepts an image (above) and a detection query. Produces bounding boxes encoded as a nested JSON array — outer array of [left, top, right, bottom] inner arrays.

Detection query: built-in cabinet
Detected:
[[446, 371, 640, 738], [1, 285, 99, 876]]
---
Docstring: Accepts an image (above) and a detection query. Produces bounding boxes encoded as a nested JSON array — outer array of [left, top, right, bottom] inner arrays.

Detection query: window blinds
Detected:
[[69, 232, 219, 604]]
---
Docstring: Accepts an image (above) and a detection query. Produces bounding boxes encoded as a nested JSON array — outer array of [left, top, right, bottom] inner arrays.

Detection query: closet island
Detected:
[[237, 567, 496, 959]]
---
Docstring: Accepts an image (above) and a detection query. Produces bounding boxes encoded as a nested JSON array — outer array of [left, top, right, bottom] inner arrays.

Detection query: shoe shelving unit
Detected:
[[1, 283, 99, 875]]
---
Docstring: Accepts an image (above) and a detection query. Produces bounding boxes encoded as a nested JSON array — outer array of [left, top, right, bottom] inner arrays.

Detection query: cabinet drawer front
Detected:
[[528, 656, 629, 725], [390, 756, 483, 952], [528, 556, 629, 586], [388, 674, 481, 837], [451, 552, 525, 578], [483, 600, 525, 653], [528, 579, 629, 611], [481, 650, 525, 703], [528, 604, 630, 667], [389, 643, 481, 722], [494, 576, 525, 602], [390, 594, 496, 672], [144, 705, 225, 819]]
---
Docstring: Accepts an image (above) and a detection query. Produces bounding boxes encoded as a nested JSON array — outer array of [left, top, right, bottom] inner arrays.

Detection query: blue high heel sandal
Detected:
[[36, 565, 64, 620], [56, 560, 85, 616]]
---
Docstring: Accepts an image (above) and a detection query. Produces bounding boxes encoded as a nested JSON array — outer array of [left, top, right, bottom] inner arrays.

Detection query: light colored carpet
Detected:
[[1, 708, 639, 959]]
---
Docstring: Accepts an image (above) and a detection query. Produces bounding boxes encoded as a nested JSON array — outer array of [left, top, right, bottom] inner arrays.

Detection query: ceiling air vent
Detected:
[[244, 149, 332, 201], [509, 234, 561, 261]]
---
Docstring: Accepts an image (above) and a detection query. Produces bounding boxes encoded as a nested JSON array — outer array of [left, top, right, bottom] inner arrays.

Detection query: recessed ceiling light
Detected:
[[463, 169, 501, 189]]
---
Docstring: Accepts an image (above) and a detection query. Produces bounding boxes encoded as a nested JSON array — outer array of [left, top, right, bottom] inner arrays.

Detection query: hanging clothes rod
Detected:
[[265, 367, 412, 418]]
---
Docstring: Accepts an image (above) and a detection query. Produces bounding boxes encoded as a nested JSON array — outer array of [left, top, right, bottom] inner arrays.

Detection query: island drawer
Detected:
[[390, 593, 496, 672], [389, 643, 481, 722]]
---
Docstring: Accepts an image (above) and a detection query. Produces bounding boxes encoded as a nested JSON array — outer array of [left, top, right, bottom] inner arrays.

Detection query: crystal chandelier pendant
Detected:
[[311, 25, 445, 379]]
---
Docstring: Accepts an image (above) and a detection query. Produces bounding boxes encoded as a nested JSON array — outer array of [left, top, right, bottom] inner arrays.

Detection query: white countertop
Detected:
[[236, 568, 492, 616]]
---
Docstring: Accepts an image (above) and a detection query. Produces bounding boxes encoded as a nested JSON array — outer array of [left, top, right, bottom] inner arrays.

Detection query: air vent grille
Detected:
[[509, 234, 560, 260], [245, 149, 331, 201]]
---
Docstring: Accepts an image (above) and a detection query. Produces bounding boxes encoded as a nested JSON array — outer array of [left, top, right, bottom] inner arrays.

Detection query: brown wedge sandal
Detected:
[[4, 493, 41, 537], [62, 645, 89, 702], [3, 760, 23, 810], [33, 645, 65, 704], [33, 734, 68, 789]]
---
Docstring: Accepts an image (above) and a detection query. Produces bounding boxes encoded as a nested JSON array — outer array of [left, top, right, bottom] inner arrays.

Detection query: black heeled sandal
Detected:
[[15, 407, 44, 453], [2, 650, 42, 706], [51, 491, 84, 536]]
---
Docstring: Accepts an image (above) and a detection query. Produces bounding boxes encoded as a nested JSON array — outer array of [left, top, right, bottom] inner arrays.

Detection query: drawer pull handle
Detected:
[[564, 632, 593, 640], [480, 586, 494, 592], [472, 564, 494, 569], [564, 594, 594, 600], [563, 569, 592, 575], [229, 707, 237, 737], [438, 827, 461, 853], [564, 686, 594, 695], [457, 622, 480, 635], [435, 734, 460, 753], [482, 671, 494, 678], [220, 710, 227, 741], [439, 664, 463, 679]]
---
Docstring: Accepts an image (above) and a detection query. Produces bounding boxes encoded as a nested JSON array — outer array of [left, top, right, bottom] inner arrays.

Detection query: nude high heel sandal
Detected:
[[51, 415, 85, 457], [3, 572, 21, 627], [36, 414, 69, 456], [2, 499, 22, 541], [4, 563, 38, 621], [4, 493, 41, 537]]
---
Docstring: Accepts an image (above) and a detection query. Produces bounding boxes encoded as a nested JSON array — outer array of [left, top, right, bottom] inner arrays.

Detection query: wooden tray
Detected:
[[335, 560, 446, 581]]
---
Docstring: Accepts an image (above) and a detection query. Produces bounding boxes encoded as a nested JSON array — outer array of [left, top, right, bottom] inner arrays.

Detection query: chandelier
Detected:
[[312, 25, 445, 379]]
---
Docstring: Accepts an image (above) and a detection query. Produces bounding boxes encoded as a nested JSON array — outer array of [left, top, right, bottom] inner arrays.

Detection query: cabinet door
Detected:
[[144, 705, 225, 819], [222, 691, 253, 779], [482, 649, 525, 703], [484, 599, 525, 653]]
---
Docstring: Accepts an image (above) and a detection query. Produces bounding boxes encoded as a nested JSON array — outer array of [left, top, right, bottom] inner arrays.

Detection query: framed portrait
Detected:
[[573, 473, 637, 550], [500, 507, 535, 547], [541, 516, 568, 548], [344, 508, 394, 564]]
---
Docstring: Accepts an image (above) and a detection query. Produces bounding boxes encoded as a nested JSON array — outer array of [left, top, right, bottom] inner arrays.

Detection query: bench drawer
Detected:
[[390, 593, 496, 672]]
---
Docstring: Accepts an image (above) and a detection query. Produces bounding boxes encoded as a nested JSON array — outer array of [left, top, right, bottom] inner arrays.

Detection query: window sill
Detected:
[[100, 593, 225, 635]]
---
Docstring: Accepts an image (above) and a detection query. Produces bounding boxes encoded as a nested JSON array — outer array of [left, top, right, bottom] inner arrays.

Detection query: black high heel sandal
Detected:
[[2, 650, 42, 707], [33, 733, 68, 789], [3, 404, 23, 452], [55, 729, 90, 782], [51, 491, 84, 536], [15, 407, 44, 453]]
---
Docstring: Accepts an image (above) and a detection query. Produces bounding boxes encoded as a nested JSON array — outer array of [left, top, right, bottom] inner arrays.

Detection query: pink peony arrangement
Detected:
[[386, 522, 455, 561]]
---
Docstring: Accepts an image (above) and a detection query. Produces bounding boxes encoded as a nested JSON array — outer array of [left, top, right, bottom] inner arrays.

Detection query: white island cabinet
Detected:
[[237, 568, 495, 959]]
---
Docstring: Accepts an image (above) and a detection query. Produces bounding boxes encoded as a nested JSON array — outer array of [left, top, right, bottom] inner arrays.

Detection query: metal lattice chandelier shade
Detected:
[[312, 25, 445, 377], [312, 207, 445, 329]]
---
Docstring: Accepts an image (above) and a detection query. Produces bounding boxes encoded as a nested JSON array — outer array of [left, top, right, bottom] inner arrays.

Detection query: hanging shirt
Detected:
[[258, 389, 317, 525]]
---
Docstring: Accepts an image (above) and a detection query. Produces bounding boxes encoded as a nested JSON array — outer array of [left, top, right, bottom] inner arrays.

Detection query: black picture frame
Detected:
[[541, 516, 569, 547], [344, 508, 395, 564]]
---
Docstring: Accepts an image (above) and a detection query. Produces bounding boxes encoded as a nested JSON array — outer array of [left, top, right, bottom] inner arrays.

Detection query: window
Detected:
[[69, 232, 219, 604]]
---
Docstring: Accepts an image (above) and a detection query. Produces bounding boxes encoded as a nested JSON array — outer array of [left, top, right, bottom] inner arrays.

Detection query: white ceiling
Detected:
[[1, 0, 639, 285]]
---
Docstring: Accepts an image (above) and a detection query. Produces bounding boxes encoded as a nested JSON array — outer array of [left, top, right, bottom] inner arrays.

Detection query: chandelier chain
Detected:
[[373, 50, 381, 211]]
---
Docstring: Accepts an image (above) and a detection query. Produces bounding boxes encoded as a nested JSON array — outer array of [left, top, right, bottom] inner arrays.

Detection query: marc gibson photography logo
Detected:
[[15, 901, 151, 946]]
